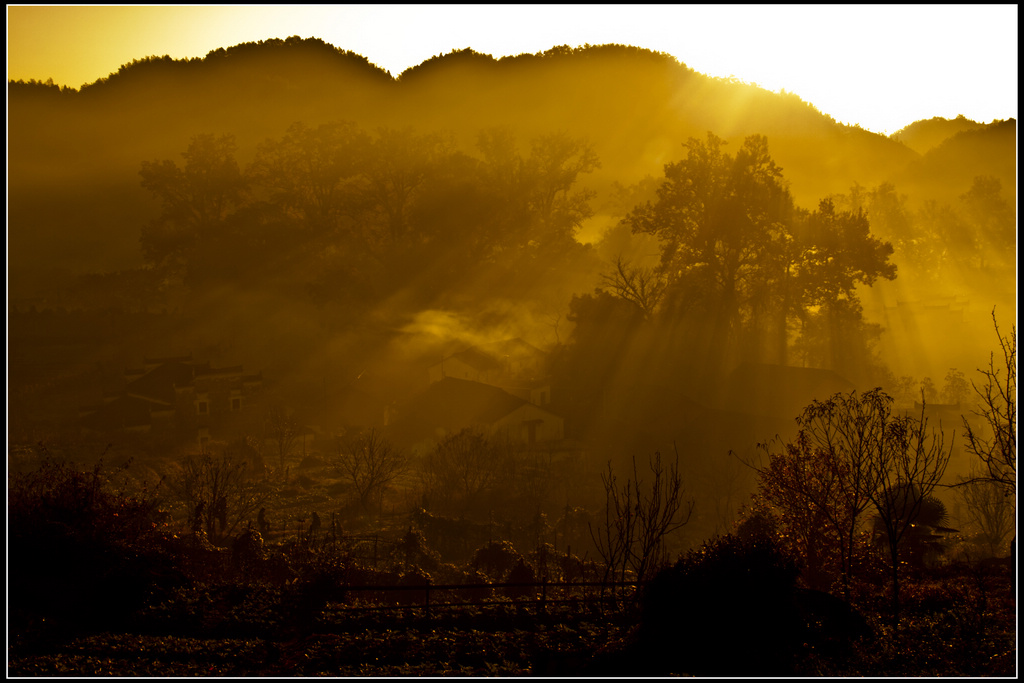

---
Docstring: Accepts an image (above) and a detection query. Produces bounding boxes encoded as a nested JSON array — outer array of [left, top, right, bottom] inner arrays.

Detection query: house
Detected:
[[388, 376, 565, 453], [80, 353, 262, 446], [718, 362, 857, 421], [428, 338, 552, 406]]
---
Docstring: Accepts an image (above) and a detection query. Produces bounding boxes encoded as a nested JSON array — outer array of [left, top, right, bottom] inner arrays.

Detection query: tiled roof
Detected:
[[126, 361, 202, 404], [80, 394, 154, 431]]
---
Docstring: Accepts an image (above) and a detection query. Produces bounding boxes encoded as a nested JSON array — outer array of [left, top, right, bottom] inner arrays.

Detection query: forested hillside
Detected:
[[8, 36, 1016, 443]]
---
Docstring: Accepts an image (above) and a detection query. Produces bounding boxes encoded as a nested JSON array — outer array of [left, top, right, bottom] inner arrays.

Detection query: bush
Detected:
[[8, 457, 182, 636], [634, 529, 804, 676], [471, 540, 523, 581]]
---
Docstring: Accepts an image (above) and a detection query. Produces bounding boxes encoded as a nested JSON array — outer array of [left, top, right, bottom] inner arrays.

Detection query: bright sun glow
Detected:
[[6, 4, 1018, 135]]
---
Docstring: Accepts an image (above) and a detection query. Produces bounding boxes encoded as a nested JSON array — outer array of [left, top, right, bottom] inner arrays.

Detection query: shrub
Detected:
[[8, 457, 182, 636], [471, 540, 523, 581], [635, 529, 803, 676]]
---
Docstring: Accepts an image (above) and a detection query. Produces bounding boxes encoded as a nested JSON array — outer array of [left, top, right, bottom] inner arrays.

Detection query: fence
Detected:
[[321, 579, 641, 617]]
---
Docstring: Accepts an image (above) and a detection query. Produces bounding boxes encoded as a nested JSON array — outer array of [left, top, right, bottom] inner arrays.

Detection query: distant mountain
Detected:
[[910, 119, 1017, 195], [890, 115, 987, 155], [7, 37, 1015, 286]]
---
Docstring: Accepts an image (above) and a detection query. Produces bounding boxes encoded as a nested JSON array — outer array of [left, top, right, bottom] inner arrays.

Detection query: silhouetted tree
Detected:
[[957, 468, 1014, 558], [589, 450, 694, 586], [961, 310, 1016, 495], [419, 428, 510, 516], [754, 389, 894, 598], [477, 127, 599, 259], [139, 133, 247, 280], [333, 428, 407, 513], [600, 256, 665, 319], [791, 198, 896, 375], [626, 133, 796, 373], [248, 120, 368, 234], [167, 452, 272, 544], [960, 176, 1015, 268], [866, 397, 953, 625], [263, 405, 300, 477], [942, 368, 970, 405]]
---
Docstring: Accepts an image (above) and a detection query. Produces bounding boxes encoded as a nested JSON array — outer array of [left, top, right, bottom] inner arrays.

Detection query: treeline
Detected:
[[20, 119, 1016, 424], [12, 37, 1014, 289], [131, 122, 602, 323]]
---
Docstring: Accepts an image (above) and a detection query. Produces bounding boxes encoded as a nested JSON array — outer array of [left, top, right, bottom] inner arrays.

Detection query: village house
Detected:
[[428, 337, 553, 406], [79, 353, 262, 447], [388, 376, 565, 455]]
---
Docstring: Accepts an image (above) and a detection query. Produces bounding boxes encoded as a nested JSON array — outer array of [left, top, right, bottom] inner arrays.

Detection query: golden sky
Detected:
[[6, 4, 1018, 135]]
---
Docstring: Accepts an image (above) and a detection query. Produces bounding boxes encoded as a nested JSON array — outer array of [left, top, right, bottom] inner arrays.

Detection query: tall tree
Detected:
[[247, 120, 368, 235], [791, 199, 896, 377], [139, 133, 247, 278], [625, 132, 795, 372]]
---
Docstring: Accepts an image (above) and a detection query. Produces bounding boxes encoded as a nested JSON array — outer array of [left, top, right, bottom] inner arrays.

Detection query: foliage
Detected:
[[754, 388, 892, 598], [754, 388, 953, 623], [8, 456, 180, 635], [139, 133, 248, 282], [599, 256, 665, 319], [634, 527, 806, 676], [613, 132, 896, 385], [472, 540, 525, 581], [866, 399, 953, 624]]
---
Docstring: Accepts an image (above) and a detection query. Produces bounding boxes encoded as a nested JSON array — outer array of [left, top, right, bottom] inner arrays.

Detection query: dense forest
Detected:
[[7, 37, 1017, 676]]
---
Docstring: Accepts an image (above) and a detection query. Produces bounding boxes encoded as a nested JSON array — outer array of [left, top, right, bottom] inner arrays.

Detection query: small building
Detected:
[[429, 338, 547, 385], [428, 338, 552, 407], [80, 353, 262, 446], [719, 362, 857, 421], [389, 376, 565, 453]]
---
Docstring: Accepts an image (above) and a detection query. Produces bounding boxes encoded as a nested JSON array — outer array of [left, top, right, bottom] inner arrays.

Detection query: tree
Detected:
[[166, 452, 272, 544], [139, 133, 247, 277], [626, 133, 795, 371], [754, 389, 891, 599], [333, 428, 407, 513], [962, 310, 1016, 495], [957, 469, 1014, 557], [589, 450, 694, 586], [754, 387, 955, 621], [419, 428, 508, 516], [477, 127, 599, 258], [960, 176, 1015, 267], [791, 199, 896, 376], [866, 398, 953, 625], [959, 310, 1016, 580], [600, 256, 666, 319], [942, 368, 970, 405], [247, 120, 368, 234], [362, 126, 449, 249], [263, 405, 300, 477]]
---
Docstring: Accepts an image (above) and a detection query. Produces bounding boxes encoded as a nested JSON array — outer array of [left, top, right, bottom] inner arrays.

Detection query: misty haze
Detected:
[[7, 38, 1016, 676]]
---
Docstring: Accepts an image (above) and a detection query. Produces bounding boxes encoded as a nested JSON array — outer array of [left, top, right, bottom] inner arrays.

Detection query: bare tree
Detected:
[[263, 405, 300, 477], [962, 310, 1016, 495], [957, 468, 1015, 557], [333, 428, 407, 513], [752, 389, 894, 599], [867, 397, 953, 625], [167, 452, 273, 544], [600, 256, 665, 319], [590, 449, 694, 587], [419, 428, 506, 515]]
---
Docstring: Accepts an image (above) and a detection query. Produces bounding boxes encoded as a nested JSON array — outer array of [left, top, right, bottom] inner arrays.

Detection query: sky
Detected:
[[6, 4, 1019, 135]]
